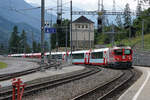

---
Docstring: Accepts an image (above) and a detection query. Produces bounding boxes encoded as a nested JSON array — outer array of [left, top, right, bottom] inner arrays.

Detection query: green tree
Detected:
[[20, 30, 27, 53], [123, 3, 132, 37], [0, 43, 4, 49], [97, 33, 110, 44], [25, 44, 31, 53], [44, 41, 49, 52], [37, 43, 41, 52], [141, 0, 150, 5], [51, 19, 70, 49], [0, 43, 4, 54], [116, 15, 123, 28], [133, 8, 150, 36], [33, 41, 37, 53], [51, 33, 56, 49], [124, 3, 131, 27], [9, 26, 20, 53]]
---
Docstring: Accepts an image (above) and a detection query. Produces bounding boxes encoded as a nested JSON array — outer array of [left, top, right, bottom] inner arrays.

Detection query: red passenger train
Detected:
[[8, 46, 133, 68]]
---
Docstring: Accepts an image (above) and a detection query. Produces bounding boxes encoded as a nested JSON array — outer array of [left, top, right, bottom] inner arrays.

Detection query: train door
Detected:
[[103, 51, 107, 65], [84, 52, 90, 65], [84, 52, 88, 64]]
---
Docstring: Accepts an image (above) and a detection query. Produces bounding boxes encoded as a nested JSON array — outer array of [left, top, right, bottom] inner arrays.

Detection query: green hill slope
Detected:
[[112, 34, 150, 51]]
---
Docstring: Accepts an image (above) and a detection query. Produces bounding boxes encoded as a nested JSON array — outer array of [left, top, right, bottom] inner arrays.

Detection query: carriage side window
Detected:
[[91, 52, 103, 59], [124, 49, 131, 55], [52, 54, 62, 59], [114, 49, 122, 55], [72, 53, 84, 59]]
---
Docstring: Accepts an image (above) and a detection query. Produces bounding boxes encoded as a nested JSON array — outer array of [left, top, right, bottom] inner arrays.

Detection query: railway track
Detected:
[[0, 66, 101, 100], [71, 69, 135, 100], [0, 61, 61, 81]]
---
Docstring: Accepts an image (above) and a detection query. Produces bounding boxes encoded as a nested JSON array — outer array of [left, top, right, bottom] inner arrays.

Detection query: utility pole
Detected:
[[75, 25, 77, 50], [65, 25, 68, 62], [113, 0, 116, 11], [129, 25, 131, 41], [136, 0, 142, 16], [32, 30, 34, 53], [98, 0, 101, 11], [70, 0, 72, 63], [112, 24, 115, 46], [41, 0, 45, 71], [57, 0, 62, 51], [142, 20, 144, 50], [49, 19, 52, 64], [97, 0, 104, 33], [89, 24, 91, 49]]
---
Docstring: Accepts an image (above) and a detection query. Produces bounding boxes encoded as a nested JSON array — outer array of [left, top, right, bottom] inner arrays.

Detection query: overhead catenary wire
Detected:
[[46, 1, 70, 11], [0, 0, 40, 22], [16, 7, 41, 11]]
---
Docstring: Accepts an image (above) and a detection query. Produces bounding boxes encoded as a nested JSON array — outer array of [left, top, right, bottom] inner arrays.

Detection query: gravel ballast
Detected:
[[23, 68, 122, 100]]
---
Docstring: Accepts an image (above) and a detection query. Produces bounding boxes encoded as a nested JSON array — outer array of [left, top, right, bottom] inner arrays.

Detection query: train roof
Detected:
[[71, 50, 90, 54], [45, 52, 66, 55], [112, 46, 131, 50], [91, 48, 109, 52], [10, 53, 25, 57]]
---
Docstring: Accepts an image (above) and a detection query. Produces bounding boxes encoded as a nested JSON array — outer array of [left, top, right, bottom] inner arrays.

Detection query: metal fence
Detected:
[[133, 50, 150, 67]]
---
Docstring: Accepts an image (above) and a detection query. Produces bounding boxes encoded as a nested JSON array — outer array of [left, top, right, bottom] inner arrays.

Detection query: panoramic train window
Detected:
[[52, 54, 62, 59], [72, 53, 84, 59], [91, 52, 103, 59], [124, 49, 131, 55], [114, 49, 123, 55]]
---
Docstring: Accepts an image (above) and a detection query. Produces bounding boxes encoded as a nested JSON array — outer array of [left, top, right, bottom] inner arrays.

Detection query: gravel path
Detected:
[[0, 56, 40, 74], [23, 68, 122, 100]]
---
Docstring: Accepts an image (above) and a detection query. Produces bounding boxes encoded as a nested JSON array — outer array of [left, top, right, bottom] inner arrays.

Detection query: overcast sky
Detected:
[[25, 0, 138, 11]]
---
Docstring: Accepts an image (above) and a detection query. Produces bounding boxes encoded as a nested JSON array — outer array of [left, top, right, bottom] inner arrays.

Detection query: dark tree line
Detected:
[[8, 26, 49, 54], [9, 26, 32, 53], [51, 19, 70, 49]]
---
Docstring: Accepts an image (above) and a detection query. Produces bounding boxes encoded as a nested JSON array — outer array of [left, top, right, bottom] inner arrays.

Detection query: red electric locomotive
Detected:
[[108, 46, 132, 68]]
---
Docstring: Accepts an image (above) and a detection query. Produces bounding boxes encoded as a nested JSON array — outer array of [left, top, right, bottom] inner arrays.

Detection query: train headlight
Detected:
[[115, 58, 120, 61], [128, 56, 131, 60]]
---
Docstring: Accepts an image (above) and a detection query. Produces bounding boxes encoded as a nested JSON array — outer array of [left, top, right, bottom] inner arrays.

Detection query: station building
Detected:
[[71, 16, 94, 50]]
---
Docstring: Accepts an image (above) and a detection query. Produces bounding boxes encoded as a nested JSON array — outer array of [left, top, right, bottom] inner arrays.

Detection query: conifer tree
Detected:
[[37, 43, 41, 52], [123, 3, 131, 28], [9, 26, 20, 53], [20, 30, 27, 53], [33, 41, 37, 53], [44, 41, 49, 52], [123, 3, 132, 37]]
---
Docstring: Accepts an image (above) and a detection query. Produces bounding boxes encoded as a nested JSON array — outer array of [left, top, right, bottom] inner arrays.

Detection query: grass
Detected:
[[0, 62, 7, 69], [106, 34, 150, 51]]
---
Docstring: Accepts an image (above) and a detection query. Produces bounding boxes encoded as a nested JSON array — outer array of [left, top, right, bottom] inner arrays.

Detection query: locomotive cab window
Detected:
[[72, 53, 84, 59], [124, 49, 131, 55], [114, 49, 123, 55], [91, 52, 103, 59]]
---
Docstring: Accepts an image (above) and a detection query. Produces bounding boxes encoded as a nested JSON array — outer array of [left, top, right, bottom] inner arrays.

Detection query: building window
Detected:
[[86, 25, 88, 28], [78, 25, 80, 28], [82, 25, 84, 28]]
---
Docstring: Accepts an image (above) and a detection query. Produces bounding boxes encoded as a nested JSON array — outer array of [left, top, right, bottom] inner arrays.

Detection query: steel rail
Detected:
[[71, 69, 134, 100], [97, 70, 134, 100], [0, 66, 100, 100], [0, 63, 59, 81]]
